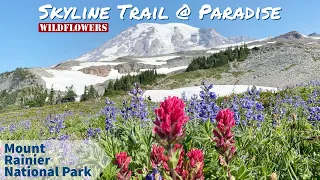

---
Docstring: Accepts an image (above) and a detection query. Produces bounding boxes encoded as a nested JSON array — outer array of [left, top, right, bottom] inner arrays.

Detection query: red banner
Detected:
[[38, 23, 109, 32]]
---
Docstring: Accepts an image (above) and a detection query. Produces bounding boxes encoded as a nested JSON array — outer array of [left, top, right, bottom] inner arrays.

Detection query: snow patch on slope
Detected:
[[301, 34, 310, 38], [140, 66, 188, 74], [135, 56, 180, 65], [213, 37, 270, 49], [310, 36, 320, 40], [42, 70, 109, 98], [207, 37, 274, 53], [41, 69, 138, 99], [75, 54, 92, 62], [71, 62, 125, 71], [144, 85, 278, 102], [207, 49, 221, 54], [248, 45, 264, 49]]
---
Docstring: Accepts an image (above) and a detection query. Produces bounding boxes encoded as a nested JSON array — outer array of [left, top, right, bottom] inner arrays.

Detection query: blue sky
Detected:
[[0, 0, 319, 73]]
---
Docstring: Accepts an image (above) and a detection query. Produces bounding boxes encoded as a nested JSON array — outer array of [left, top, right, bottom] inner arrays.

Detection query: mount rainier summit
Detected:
[[72, 23, 254, 62]]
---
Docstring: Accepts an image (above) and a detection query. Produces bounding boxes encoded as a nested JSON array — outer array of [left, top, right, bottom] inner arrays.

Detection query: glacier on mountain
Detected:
[[72, 23, 252, 62]]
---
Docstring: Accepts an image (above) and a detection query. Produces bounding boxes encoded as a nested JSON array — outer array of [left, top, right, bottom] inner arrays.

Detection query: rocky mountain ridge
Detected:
[[0, 24, 319, 103], [151, 41, 320, 90], [70, 23, 254, 62]]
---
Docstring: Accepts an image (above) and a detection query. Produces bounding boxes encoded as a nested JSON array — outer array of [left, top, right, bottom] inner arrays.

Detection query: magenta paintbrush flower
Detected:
[[114, 152, 132, 180], [187, 148, 205, 180], [216, 109, 236, 133], [150, 144, 167, 168], [213, 109, 237, 180], [154, 96, 189, 144]]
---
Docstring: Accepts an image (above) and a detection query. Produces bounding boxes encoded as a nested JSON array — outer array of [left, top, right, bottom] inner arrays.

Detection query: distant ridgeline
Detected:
[[186, 44, 250, 72], [0, 85, 78, 113], [0, 86, 48, 109], [0, 68, 79, 112], [0, 68, 46, 112], [0, 68, 164, 112]]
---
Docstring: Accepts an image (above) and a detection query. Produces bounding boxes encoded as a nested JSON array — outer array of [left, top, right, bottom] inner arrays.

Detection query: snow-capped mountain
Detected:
[[309, 33, 320, 39], [2, 28, 320, 104], [227, 36, 256, 43], [73, 23, 252, 62]]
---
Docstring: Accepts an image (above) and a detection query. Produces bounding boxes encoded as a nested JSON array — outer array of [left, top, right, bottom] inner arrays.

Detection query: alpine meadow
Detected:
[[0, 22, 320, 180]]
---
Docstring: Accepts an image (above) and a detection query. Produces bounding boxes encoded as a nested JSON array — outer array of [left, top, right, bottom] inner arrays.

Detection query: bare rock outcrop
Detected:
[[79, 66, 112, 77], [114, 62, 154, 74]]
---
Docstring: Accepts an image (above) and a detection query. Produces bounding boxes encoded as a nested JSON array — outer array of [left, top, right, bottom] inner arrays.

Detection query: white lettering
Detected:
[[100, 7, 111, 20], [198, 5, 281, 21], [39, 4, 52, 20], [50, 7, 63, 20], [245, 8, 255, 20], [199, 4, 212, 20], [271, 7, 282, 20], [117, 4, 134, 20]]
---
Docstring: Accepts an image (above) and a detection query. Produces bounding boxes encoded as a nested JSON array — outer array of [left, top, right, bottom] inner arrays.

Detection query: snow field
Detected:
[[135, 56, 180, 65], [144, 85, 278, 102]]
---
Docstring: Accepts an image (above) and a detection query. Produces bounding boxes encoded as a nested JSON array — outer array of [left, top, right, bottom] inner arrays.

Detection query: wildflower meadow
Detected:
[[0, 81, 320, 180]]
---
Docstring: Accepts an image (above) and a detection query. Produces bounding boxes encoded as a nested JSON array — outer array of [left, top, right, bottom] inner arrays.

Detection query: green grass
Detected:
[[313, 57, 320, 62], [282, 64, 297, 71], [153, 65, 230, 89], [231, 71, 246, 77], [232, 62, 239, 69]]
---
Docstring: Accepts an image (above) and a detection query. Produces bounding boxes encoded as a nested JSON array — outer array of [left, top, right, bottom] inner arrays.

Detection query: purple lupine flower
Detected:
[[24, 120, 31, 130], [234, 112, 241, 125], [197, 81, 220, 123], [87, 127, 101, 138], [58, 134, 70, 141], [87, 128, 94, 137], [256, 102, 264, 111], [128, 83, 148, 121], [231, 104, 239, 112], [235, 86, 266, 126], [242, 98, 254, 109], [9, 124, 16, 133], [46, 113, 68, 135], [186, 94, 199, 120], [146, 169, 162, 180], [308, 107, 320, 124], [209, 92, 217, 99], [181, 91, 188, 102], [95, 128, 101, 134], [102, 98, 117, 131], [307, 90, 318, 105], [120, 99, 133, 120], [0, 126, 5, 133]]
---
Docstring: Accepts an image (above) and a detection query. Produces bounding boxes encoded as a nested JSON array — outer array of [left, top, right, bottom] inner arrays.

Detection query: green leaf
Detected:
[[261, 138, 270, 145], [234, 165, 252, 180], [168, 149, 181, 170], [162, 173, 173, 180]]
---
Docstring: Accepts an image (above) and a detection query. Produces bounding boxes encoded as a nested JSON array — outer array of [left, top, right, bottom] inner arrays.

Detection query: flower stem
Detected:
[[227, 169, 232, 180], [167, 144, 177, 180], [226, 157, 232, 180]]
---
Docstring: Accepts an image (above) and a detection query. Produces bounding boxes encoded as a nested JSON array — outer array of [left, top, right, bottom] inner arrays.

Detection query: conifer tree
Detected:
[[107, 80, 114, 90], [80, 86, 88, 102], [56, 90, 62, 104], [62, 85, 77, 103], [88, 85, 98, 100], [48, 85, 55, 105]]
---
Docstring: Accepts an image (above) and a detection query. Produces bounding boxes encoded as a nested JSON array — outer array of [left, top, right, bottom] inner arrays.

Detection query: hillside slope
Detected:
[[152, 41, 320, 89]]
